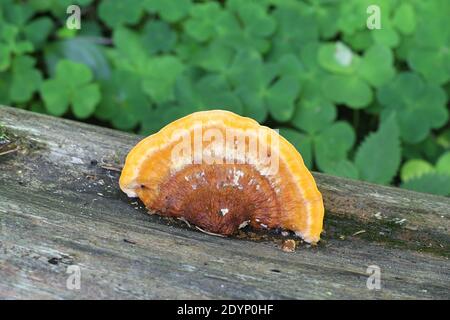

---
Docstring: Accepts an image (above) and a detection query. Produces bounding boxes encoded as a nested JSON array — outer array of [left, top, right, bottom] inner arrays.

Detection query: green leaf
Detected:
[[40, 60, 100, 118], [184, 2, 223, 42], [318, 42, 359, 74], [406, 4, 450, 85], [291, 98, 336, 135], [0, 23, 33, 71], [193, 75, 243, 115], [141, 20, 177, 54], [144, 0, 191, 23], [110, 27, 148, 73], [279, 128, 312, 169], [271, 4, 318, 58], [314, 121, 355, 172], [408, 48, 450, 85], [190, 40, 234, 73], [401, 173, 450, 196], [98, 0, 143, 29], [26, 0, 92, 16], [377, 72, 449, 143], [400, 159, 434, 182], [40, 80, 70, 116], [266, 75, 300, 122], [2, 0, 34, 26], [23, 17, 53, 48], [358, 44, 395, 87], [354, 115, 401, 184], [142, 56, 184, 104], [72, 84, 101, 118], [343, 30, 373, 51], [9, 55, 42, 103], [324, 159, 359, 180], [96, 70, 149, 130], [323, 74, 372, 109], [44, 37, 111, 80], [393, 3, 416, 35], [436, 152, 450, 175], [214, 1, 276, 54], [371, 25, 399, 48]]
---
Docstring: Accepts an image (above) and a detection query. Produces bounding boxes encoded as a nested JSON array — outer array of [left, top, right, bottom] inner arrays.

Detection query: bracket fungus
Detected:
[[119, 110, 324, 243]]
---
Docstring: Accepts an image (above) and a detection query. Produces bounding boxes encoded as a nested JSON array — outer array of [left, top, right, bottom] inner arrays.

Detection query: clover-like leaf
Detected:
[[23, 17, 53, 48], [228, 50, 301, 123], [271, 4, 318, 58], [26, 0, 92, 16], [141, 20, 177, 54], [266, 75, 301, 122], [279, 128, 313, 169], [342, 29, 373, 51], [400, 159, 434, 182], [9, 55, 42, 103], [291, 97, 336, 135], [96, 70, 149, 130], [377, 72, 449, 143], [45, 37, 111, 80], [401, 172, 450, 196], [184, 2, 223, 42], [318, 42, 359, 74], [144, 0, 191, 23], [355, 115, 401, 184], [40, 60, 100, 118], [175, 73, 243, 115], [436, 152, 450, 176], [193, 75, 243, 115], [338, 0, 393, 35], [408, 47, 450, 85], [0, 23, 33, 71], [314, 121, 355, 173], [110, 27, 149, 74], [217, 0, 276, 53], [98, 0, 143, 29], [323, 74, 372, 109], [142, 56, 184, 104], [228, 51, 272, 121], [406, 2, 449, 84], [303, 0, 339, 39], [190, 40, 234, 73], [371, 23, 399, 48], [324, 159, 359, 180], [392, 2, 416, 35], [358, 44, 395, 87]]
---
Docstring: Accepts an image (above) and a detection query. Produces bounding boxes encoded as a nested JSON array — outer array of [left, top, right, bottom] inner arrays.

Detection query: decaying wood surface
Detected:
[[0, 106, 449, 299]]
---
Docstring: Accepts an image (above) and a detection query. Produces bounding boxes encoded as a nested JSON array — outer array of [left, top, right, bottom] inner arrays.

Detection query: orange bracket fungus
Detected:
[[119, 110, 324, 243]]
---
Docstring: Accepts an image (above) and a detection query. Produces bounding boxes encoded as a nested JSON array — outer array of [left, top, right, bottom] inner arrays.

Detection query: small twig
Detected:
[[100, 164, 122, 172], [178, 217, 192, 228], [195, 226, 226, 238], [0, 146, 19, 156], [98, 155, 124, 172], [352, 230, 366, 236]]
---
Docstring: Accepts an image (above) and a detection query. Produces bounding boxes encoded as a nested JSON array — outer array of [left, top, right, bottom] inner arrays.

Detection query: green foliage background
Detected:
[[1, 0, 449, 195]]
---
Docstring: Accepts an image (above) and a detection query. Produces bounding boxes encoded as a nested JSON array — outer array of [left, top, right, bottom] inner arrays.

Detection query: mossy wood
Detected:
[[0, 106, 448, 299]]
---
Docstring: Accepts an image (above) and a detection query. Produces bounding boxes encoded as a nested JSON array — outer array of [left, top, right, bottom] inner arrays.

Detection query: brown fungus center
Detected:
[[146, 164, 282, 235]]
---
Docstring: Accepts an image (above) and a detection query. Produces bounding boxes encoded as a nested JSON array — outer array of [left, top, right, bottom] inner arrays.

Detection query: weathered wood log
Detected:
[[0, 106, 448, 299]]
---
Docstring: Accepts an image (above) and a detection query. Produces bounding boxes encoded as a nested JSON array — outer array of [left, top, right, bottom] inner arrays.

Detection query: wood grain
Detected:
[[0, 106, 448, 299]]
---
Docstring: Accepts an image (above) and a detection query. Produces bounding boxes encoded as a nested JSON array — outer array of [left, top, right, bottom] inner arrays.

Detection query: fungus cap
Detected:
[[120, 110, 324, 243]]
